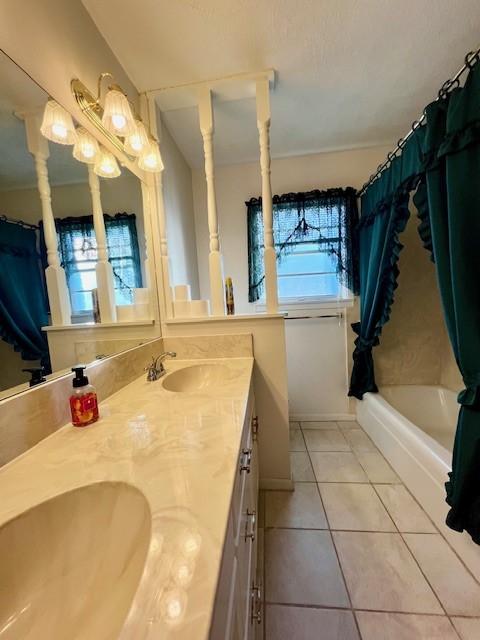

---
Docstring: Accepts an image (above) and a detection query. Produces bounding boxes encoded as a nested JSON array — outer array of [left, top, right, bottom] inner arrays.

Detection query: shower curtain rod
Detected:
[[0, 214, 39, 230], [358, 46, 480, 197]]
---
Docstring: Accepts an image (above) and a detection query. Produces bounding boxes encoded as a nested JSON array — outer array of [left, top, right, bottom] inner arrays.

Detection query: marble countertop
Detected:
[[0, 356, 254, 639]]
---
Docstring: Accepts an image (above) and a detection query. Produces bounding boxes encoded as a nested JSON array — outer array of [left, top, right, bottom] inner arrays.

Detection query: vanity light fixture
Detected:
[[72, 127, 100, 164], [124, 119, 149, 156], [40, 99, 77, 145], [138, 138, 164, 173], [101, 87, 136, 136], [71, 74, 164, 173], [94, 147, 121, 178]]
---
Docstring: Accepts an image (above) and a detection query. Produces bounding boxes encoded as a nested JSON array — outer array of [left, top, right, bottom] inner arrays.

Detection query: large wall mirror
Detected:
[[0, 50, 151, 400]]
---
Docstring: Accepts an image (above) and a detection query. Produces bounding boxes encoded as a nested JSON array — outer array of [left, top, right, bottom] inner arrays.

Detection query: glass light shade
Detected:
[[94, 147, 121, 178], [73, 127, 100, 164], [138, 140, 164, 173], [101, 88, 136, 136], [124, 119, 149, 156], [40, 99, 77, 145]]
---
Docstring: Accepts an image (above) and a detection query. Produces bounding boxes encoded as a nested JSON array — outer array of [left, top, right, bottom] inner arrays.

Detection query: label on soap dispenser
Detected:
[[70, 392, 99, 427]]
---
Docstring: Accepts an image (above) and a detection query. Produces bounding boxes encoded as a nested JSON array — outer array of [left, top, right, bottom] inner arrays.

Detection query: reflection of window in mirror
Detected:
[[51, 213, 143, 315]]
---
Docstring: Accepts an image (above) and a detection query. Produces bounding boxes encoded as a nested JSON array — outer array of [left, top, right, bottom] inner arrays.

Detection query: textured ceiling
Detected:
[[85, 0, 480, 168]]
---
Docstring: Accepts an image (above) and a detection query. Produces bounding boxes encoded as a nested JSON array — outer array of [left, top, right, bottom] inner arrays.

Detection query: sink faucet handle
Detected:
[[154, 351, 177, 367], [145, 352, 176, 381]]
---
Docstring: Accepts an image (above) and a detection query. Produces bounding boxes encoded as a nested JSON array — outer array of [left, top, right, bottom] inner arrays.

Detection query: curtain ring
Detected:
[[465, 50, 477, 68]]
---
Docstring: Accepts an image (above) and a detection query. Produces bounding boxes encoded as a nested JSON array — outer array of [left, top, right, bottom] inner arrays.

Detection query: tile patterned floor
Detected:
[[258, 420, 480, 640]]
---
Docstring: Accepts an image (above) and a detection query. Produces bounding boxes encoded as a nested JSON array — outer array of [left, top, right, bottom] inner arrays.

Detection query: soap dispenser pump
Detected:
[[69, 365, 99, 427]]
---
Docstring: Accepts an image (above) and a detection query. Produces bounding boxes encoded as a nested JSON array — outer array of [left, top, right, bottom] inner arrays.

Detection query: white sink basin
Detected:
[[162, 363, 230, 393], [0, 482, 151, 640]]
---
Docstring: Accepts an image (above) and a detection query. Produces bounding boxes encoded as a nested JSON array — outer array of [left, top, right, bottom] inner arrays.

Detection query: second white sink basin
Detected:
[[162, 363, 230, 393], [0, 481, 151, 640]]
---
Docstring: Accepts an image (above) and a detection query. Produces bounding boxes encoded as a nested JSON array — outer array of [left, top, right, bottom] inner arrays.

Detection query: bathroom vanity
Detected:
[[0, 355, 260, 639]]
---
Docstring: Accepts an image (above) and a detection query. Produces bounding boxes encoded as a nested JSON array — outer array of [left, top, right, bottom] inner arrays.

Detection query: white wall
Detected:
[[160, 114, 200, 298], [192, 145, 391, 417]]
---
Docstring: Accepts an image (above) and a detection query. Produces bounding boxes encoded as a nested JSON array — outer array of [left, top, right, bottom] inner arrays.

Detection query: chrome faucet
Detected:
[[145, 352, 177, 381]]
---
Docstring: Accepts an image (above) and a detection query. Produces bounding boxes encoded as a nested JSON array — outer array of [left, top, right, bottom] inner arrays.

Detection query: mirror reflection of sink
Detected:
[[0, 482, 151, 640], [162, 363, 230, 393]]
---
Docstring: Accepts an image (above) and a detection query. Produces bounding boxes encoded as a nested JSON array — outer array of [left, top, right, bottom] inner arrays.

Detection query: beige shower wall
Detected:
[[374, 206, 461, 390]]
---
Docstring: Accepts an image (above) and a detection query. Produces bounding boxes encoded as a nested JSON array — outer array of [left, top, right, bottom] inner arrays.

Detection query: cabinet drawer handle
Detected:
[[244, 509, 256, 542], [239, 447, 252, 474], [250, 583, 262, 625], [252, 416, 259, 441]]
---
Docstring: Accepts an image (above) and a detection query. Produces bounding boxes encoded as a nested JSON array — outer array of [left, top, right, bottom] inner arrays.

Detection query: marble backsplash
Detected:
[[0, 334, 253, 467]]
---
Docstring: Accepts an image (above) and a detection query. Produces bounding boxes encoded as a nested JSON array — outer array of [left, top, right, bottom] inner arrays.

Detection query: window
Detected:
[[53, 213, 142, 315], [246, 188, 359, 303]]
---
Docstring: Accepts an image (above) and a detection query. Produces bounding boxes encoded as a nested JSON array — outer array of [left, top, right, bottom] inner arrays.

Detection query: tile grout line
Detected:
[[301, 422, 365, 640], [369, 482, 450, 621], [286, 420, 470, 637], [262, 600, 468, 618], [349, 420, 480, 589]]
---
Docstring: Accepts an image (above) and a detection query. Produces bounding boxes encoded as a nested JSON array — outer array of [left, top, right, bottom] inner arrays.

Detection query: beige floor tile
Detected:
[[289, 428, 306, 451], [266, 605, 359, 639], [310, 452, 369, 483], [343, 428, 377, 452], [303, 428, 350, 452], [337, 420, 361, 430], [265, 529, 349, 607], [265, 483, 327, 529], [299, 420, 339, 430], [290, 452, 315, 482], [375, 485, 436, 533], [451, 617, 480, 640], [289, 421, 300, 428], [332, 531, 442, 613], [319, 483, 396, 531], [403, 533, 480, 616], [355, 451, 400, 483], [356, 611, 458, 640]]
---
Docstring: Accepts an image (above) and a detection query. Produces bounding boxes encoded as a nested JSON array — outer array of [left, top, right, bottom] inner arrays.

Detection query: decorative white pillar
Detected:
[[256, 78, 278, 314], [198, 87, 225, 316], [144, 93, 173, 321], [87, 165, 117, 322], [24, 114, 71, 325]]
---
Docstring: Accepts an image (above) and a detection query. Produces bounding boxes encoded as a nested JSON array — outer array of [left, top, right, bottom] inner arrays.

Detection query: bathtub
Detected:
[[356, 385, 480, 581]]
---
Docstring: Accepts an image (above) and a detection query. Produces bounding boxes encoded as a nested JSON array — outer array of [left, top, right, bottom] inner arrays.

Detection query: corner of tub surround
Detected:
[[162, 333, 253, 359], [0, 337, 164, 467]]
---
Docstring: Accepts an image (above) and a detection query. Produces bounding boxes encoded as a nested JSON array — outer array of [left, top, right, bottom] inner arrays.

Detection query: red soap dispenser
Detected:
[[70, 365, 99, 427]]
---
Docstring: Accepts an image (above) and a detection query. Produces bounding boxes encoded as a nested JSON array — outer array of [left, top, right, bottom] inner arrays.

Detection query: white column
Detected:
[[87, 165, 117, 322], [198, 87, 225, 316], [24, 114, 71, 325], [144, 93, 173, 321], [256, 78, 278, 314]]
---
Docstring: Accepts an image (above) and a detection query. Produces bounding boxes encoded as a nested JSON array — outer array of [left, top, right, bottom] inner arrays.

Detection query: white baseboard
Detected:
[[290, 413, 356, 422], [259, 477, 294, 491]]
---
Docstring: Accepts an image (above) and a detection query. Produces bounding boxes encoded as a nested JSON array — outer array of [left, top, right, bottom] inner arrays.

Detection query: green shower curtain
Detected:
[[0, 219, 50, 368], [349, 133, 424, 399], [413, 60, 480, 542]]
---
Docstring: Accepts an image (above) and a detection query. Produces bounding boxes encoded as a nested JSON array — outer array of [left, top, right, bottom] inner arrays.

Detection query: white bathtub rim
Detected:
[[364, 390, 452, 473]]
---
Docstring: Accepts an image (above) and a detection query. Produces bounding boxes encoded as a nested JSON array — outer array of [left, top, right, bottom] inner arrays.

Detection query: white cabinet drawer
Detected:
[[210, 390, 259, 640]]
